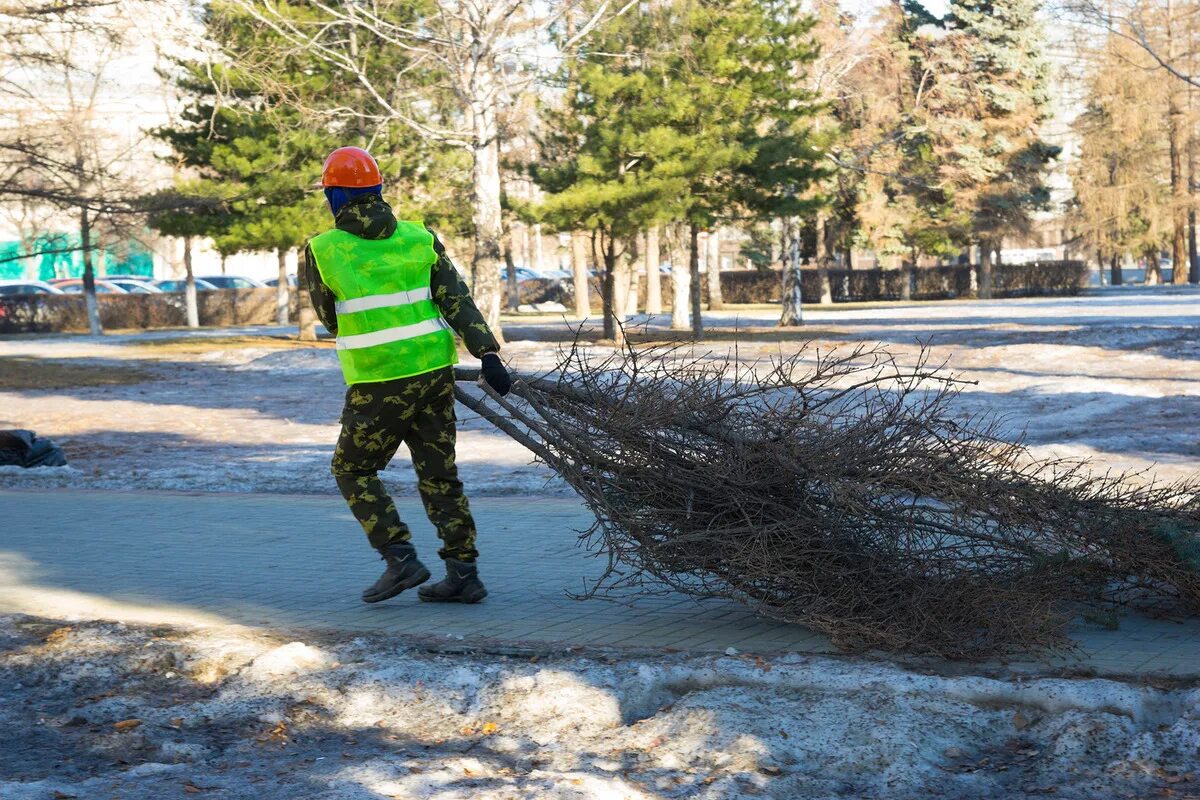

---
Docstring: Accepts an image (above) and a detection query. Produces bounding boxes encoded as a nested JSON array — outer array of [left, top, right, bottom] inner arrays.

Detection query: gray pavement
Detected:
[[2, 488, 1199, 678]]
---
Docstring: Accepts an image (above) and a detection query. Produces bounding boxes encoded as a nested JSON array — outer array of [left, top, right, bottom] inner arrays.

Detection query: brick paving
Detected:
[[2, 488, 1199, 678]]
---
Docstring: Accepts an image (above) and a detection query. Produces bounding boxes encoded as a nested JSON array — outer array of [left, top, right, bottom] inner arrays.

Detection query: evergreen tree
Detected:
[[837, 0, 956, 293], [536, 0, 824, 338], [925, 0, 1060, 297]]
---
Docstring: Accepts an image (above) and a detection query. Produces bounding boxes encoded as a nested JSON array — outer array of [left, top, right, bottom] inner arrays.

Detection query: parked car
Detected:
[[106, 279, 162, 294], [0, 280, 65, 296], [53, 279, 128, 294], [264, 275, 299, 288], [154, 278, 219, 292], [199, 275, 267, 289]]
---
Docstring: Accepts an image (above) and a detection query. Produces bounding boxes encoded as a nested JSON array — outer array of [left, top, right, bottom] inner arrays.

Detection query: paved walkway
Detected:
[[2, 488, 1199, 678]]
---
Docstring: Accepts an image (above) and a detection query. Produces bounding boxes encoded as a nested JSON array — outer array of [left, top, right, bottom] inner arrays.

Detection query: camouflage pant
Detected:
[[331, 366, 478, 562]]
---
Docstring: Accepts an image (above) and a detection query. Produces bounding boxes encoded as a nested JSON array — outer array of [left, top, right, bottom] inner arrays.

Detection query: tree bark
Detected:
[[1145, 249, 1162, 285], [596, 231, 617, 341], [978, 242, 993, 299], [183, 236, 199, 329], [705, 228, 724, 311], [689, 223, 703, 338], [503, 232, 520, 311], [624, 235, 639, 318], [571, 231, 591, 318], [1110, 253, 1122, 287], [275, 248, 289, 325], [670, 225, 690, 330], [815, 213, 832, 305], [780, 217, 804, 327], [1168, 0, 1190, 285], [79, 205, 102, 335], [469, 90, 504, 338], [296, 247, 317, 341], [644, 226, 662, 315]]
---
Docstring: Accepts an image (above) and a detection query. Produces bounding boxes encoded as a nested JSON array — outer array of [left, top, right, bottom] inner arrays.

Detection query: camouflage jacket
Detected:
[[302, 194, 499, 357]]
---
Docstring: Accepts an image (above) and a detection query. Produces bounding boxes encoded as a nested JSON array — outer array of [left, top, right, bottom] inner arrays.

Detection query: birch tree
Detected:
[[224, 0, 624, 338], [0, 1, 147, 334]]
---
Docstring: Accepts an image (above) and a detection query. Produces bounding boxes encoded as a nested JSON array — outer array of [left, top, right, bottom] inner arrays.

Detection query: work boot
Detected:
[[362, 542, 431, 604], [418, 559, 488, 604]]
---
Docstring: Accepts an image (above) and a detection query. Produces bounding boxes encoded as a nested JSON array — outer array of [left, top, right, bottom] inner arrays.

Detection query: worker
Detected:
[[303, 146, 511, 605]]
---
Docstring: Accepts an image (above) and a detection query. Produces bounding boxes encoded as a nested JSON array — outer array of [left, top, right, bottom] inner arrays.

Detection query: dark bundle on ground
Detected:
[[454, 342, 1200, 660]]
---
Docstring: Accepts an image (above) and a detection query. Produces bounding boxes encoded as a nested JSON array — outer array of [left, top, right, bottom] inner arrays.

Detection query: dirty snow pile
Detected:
[[1, 616, 1197, 800]]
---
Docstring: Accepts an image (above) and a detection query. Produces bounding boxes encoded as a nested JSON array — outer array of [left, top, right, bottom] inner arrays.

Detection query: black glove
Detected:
[[480, 352, 512, 397]]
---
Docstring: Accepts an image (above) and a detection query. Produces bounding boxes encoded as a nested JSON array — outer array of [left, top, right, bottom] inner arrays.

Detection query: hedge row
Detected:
[[0, 288, 299, 334], [537, 260, 1089, 307], [0, 262, 1088, 333]]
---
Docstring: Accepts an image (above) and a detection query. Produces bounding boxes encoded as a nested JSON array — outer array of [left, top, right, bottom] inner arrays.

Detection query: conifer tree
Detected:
[[536, 0, 824, 338], [923, 0, 1059, 296]]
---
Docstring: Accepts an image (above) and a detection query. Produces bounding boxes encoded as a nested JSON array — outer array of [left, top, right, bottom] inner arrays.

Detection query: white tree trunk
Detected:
[[625, 236, 640, 318], [671, 226, 690, 330], [184, 236, 199, 329], [533, 223, 545, 273], [644, 227, 662, 315], [275, 248, 289, 325], [706, 229, 724, 311], [614, 249, 632, 323], [469, 89, 504, 338], [571, 231, 591, 318]]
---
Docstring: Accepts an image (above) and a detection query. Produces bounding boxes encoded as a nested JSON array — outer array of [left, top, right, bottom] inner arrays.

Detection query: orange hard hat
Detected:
[[321, 146, 382, 188]]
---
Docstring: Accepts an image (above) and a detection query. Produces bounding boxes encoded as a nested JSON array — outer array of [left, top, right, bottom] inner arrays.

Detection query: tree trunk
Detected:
[[183, 236, 199, 329], [1168, 0, 1190, 285], [624, 235, 639, 318], [1146, 249, 1162, 285], [780, 217, 803, 327], [644, 226, 662, 315], [296, 248, 317, 342], [503, 233, 520, 311], [901, 261, 913, 302], [613, 248, 631, 323], [571, 231, 591, 318], [689, 223, 703, 338], [469, 93, 504, 339], [79, 206, 102, 335], [815, 213, 832, 305], [705, 228, 724, 311], [596, 231, 617, 342], [978, 243, 993, 299], [533, 223, 545, 273], [670, 226, 690, 330], [275, 248, 290, 325], [1190, 208, 1199, 284], [1110, 253, 1122, 287]]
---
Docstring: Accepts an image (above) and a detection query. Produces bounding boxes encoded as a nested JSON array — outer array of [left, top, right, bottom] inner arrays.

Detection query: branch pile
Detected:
[[454, 343, 1200, 660]]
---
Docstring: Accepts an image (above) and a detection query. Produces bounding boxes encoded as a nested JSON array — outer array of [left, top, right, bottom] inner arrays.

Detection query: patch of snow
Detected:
[[2, 616, 1199, 799]]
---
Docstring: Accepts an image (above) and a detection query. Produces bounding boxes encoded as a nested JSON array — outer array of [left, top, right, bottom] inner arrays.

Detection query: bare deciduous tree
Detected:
[[224, 0, 630, 338]]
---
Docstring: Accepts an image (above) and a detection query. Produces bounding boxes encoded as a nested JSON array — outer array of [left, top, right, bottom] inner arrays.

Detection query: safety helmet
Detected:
[[321, 146, 382, 188]]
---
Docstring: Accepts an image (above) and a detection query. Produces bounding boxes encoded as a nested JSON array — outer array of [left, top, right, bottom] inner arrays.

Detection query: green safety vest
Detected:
[[309, 221, 458, 385]]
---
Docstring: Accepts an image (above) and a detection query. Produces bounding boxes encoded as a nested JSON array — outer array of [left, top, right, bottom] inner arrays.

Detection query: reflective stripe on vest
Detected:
[[308, 221, 458, 384]]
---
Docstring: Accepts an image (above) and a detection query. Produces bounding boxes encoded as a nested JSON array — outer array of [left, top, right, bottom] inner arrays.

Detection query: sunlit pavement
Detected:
[[3, 488, 1199, 678]]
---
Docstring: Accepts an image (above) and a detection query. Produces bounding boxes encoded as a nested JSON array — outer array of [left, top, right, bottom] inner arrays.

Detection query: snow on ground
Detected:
[[1, 614, 1197, 800], [1, 289, 1198, 493]]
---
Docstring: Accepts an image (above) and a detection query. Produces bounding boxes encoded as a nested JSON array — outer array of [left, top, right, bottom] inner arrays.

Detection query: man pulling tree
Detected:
[[303, 146, 511, 605]]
